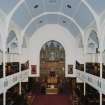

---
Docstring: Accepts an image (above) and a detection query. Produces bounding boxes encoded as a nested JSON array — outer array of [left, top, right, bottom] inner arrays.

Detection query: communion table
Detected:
[[46, 77, 58, 94]]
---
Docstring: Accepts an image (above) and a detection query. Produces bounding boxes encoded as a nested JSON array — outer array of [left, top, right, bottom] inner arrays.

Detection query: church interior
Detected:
[[0, 0, 105, 105]]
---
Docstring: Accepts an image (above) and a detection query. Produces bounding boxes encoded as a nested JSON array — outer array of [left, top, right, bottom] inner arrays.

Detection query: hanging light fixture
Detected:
[[34, 4, 39, 8], [67, 4, 71, 8], [62, 20, 66, 23]]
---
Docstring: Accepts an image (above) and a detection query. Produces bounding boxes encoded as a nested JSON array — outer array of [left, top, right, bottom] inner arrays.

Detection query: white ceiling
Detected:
[[25, 14, 81, 38], [0, 0, 105, 48]]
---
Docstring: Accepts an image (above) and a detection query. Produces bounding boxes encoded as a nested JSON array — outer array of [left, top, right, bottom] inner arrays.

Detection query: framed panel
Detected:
[[68, 65, 73, 74], [31, 65, 37, 74]]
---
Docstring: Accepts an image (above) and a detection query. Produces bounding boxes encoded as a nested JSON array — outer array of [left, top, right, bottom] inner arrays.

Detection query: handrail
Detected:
[[76, 70, 103, 94], [0, 69, 29, 94]]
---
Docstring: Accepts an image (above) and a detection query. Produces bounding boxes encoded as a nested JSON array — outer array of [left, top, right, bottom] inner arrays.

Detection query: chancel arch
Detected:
[[40, 40, 65, 78]]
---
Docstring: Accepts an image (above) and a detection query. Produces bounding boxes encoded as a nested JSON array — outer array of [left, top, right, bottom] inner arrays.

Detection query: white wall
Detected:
[[85, 53, 100, 63], [28, 24, 84, 77], [21, 48, 30, 63]]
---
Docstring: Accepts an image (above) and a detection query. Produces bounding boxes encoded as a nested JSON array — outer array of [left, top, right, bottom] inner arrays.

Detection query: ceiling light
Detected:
[[62, 20, 66, 23], [39, 20, 43, 23], [34, 4, 39, 8], [67, 4, 71, 8]]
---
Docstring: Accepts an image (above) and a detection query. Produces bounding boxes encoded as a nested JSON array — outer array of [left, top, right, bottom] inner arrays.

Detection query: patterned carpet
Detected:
[[32, 95, 73, 105]]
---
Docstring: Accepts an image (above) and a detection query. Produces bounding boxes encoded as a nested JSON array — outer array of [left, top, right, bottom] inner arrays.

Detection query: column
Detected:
[[19, 59, 22, 95], [83, 81, 86, 96], [19, 44, 22, 95], [3, 48, 6, 105], [100, 51, 102, 78], [99, 29, 103, 105], [3, 50, 6, 78], [83, 56, 86, 96], [84, 45, 87, 96], [100, 92, 102, 105], [100, 50, 103, 105], [3, 91, 6, 105]]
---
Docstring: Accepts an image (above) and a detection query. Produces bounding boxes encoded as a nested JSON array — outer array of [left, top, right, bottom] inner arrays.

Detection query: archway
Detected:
[[40, 40, 65, 94]]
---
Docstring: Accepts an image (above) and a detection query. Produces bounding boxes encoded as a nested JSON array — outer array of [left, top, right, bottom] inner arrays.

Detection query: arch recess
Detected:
[[6, 30, 18, 53], [87, 30, 99, 53]]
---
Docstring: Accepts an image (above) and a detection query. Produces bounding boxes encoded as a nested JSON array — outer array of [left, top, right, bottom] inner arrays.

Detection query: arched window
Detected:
[[87, 30, 99, 53]]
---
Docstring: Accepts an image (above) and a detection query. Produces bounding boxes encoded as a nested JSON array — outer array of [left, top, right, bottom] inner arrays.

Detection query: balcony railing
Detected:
[[0, 69, 29, 94], [76, 70, 105, 94]]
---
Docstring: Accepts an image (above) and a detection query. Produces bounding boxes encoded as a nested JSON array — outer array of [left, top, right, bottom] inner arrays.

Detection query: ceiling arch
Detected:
[[21, 14, 83, 48], [22, 12, 83, 38], [22, 12, 83, 36]]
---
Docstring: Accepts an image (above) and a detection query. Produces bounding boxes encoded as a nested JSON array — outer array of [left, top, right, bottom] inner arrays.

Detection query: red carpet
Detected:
[[32, 95, 73, 105]]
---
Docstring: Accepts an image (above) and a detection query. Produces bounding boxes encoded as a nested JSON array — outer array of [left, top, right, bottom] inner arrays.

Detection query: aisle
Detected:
[[32, 95, 72, 105]]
